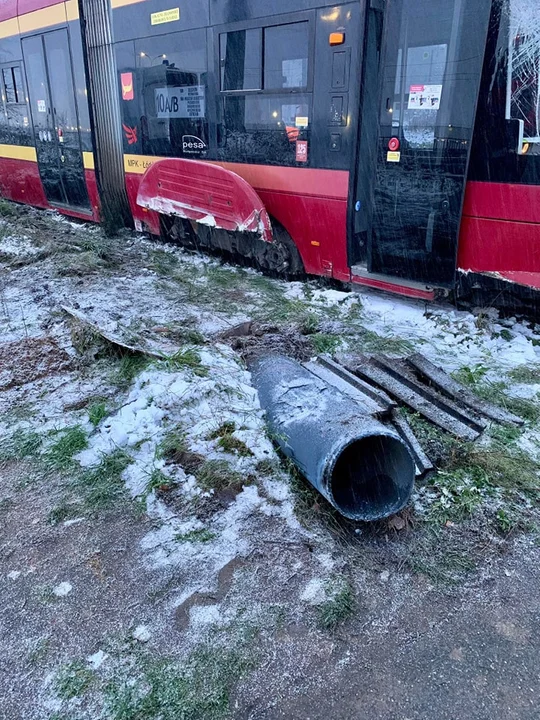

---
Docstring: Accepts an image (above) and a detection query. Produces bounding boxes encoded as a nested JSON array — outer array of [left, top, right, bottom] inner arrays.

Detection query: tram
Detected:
[[0, 0, 539, 308]]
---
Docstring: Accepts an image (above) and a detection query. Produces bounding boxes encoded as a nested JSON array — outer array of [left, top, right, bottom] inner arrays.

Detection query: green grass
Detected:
[[217, 435, 253, 457], [508, 365, 540, 384], [452, 366, 540, 423], [113, 354, 151, 389], [146, 468, 176, 494], [161, 348, 208, 376], [150, 249, 180, 276], [354, 328, 414, 355], [207, 422, 253, 458], [105, 644, 253, 720], [175, 528, 217, 543], [157, 424, 188, 460], [88, 401, 108, 428], [0, 429, 42, 463], [0, 198, 16, 217], [196, 460, 245, 493], [317, 580, 356, 630], [47, 499, 77, 526], [44, 426, 88, 471], [207, 422, 237, 440], [408, 532, 477, 585], [76, 449, 133, 511], [55, 661, 94, 700], [310, 333, 342, 355]]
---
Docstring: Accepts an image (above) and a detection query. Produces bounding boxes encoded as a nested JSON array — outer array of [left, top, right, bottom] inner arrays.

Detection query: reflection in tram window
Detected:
[[220, 29, 262, 91], [264, 23, 309, 90], [117, 29, 208, 157], [218, 21, 311, 166], [0, 63, 31, 146]]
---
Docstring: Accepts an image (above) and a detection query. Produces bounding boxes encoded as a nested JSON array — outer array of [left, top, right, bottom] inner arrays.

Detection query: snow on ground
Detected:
[[2, 205, 540, 662]]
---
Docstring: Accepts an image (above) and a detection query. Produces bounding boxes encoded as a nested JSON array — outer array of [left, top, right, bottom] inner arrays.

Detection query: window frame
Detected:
[[0, 62, 27, 109], [215, 10, 316, 97]]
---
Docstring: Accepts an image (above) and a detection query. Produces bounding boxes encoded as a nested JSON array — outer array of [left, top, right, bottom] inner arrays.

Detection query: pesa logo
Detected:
[[182, 135, 207, 154]]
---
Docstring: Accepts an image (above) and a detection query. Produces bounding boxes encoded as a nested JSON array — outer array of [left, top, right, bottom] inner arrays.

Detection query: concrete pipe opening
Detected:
[[329, 435, 415, 521]]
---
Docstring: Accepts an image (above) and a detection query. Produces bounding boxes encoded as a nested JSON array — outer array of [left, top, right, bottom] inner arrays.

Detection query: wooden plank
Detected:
[[344, 357, 482, 442], [406, 353, 524, 426]]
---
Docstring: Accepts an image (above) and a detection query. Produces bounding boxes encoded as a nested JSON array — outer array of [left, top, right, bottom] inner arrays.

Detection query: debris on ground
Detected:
[[1, 203, 540, 719]]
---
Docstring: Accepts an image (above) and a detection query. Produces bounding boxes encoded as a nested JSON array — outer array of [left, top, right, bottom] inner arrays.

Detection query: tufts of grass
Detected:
[[55, 661, 94, 700], [255, 458, 279, 477], [88, 401, 108, 428], [105, 644, 252, 720], [217, 435, 253, 457], [150, 249, 180, 276], [0, 198, 16, 217], [310, 333, 342, 355], [47, 499, 78, 526], [76, 449, 133, 511], [0, 429, 42, 463], [196, 460, 245, 492], [146, 468, 176, 494], [207, 422, 253, 457], [355, 328, 413, 355], [157, 424, 189, 460], [507, 365, 540, 384], [164, 348, 208, 376], [317, 580, 356, 630], [408, 531, 477, 585], [452, 366, 540, 423], [207, 421, 236, 440], [113, 354, 151, 389], [175, 528, 216, 543], [44, 426, 88, 471]]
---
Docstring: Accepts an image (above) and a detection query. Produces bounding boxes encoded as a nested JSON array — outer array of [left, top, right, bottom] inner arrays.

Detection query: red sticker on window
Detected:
[[122, 124, 138, 145], [296, 140, 308, 163], [121, 72, 134, 101]]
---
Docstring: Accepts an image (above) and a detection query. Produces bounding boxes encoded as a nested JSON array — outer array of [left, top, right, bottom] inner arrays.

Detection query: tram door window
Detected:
[[363, 0, 492, 286], [218, 20, 312, 166], [22, 30, 90, 210]]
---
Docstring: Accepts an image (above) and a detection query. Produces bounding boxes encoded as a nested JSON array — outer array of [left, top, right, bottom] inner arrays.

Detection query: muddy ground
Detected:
[[1, 204, 539, 720]]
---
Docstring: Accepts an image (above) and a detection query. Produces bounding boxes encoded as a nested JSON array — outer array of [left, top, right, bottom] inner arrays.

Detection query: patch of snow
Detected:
[[53, 581, 72, 597], [0, 234, 39, 257], [300, 578, 325, 604], [86, 650, 108, 669], [63, 517, 85, 527], [133, 625, 151, 642], [7, 570, 21, 580], [189, 604, 221, 627]]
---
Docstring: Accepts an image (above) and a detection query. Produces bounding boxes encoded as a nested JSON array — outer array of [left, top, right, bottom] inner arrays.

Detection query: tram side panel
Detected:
[[112, 0, 362, 281], [0, 0, 99, 220]]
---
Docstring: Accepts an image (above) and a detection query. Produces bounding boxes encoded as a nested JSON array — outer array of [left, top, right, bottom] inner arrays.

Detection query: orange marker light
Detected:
[[329, 32, 345, 46]]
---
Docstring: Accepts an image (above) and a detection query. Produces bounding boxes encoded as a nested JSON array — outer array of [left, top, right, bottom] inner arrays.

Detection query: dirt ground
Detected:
[[1, 204, 540, 720]]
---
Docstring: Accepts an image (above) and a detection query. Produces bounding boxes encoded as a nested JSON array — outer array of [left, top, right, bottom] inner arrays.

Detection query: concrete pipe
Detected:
[[251, 355, 415, 521]]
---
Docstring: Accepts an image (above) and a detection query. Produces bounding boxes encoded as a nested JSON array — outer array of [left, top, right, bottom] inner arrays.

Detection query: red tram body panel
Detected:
[[0, 0, 539, 310]]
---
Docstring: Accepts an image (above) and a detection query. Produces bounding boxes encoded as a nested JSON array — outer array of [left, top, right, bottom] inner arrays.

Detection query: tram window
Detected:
[[123, 29, 208, 156], [220, 29, 262, 91], [386, 41, 448, 149], [264, 23, 309, 90], [2, 66, 24, 104]]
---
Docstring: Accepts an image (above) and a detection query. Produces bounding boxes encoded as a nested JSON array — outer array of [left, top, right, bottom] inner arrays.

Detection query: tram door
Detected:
[[22, 30, 90, 211], [352, 0, 492, 287]]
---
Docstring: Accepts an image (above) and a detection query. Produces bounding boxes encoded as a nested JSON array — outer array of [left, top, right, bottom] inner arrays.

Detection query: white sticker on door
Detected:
[[37, 100, 46, 113], [408, 85, 442, 111]]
